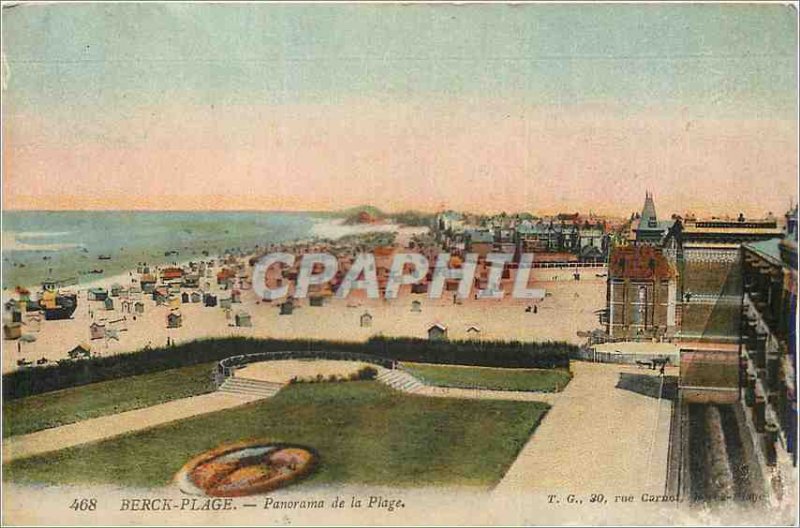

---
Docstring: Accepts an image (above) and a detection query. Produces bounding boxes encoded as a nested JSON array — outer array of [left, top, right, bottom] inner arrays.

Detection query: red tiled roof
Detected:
[[609, 246, 675, 280]]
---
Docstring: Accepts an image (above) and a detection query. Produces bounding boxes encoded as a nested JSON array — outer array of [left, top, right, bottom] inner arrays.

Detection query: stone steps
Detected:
[[218, 377, 284, 399], [376, 368, 425, 394]]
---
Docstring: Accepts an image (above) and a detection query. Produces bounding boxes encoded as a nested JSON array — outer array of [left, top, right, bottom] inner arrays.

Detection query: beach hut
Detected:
[[161, 267, 184, 282], [411, 300, 422, 313], [88, 288, 108, 301], [309, 295, 325, 307], [140, 274, 157, 293], [3, 322, 22, 340], [217, 268, 236, 286], [167, 311, 183, 329], [411, 283, 428, 295], [121, 300, 132, 313], [190, 291, 202, 303], [427, 323, 448, 341], [360, 311, 373, 328], [110, 284, 124, 297], [182, 274, 200, 289], [220, 297, 233, 310], [89, 322, 106, 340], [134, 301, 145, 314], [153, 287, 169, 305], [15, 287, 31, 302], [231, 289, 242, 303], [204, 294, 218, 307], [181, 292, 190, 304], [4, 299, 19, 315], [68, 343, 92, 359], [279, 299, 295, 315], [235, 311, 252, 327], [104, 297, 115, 311]]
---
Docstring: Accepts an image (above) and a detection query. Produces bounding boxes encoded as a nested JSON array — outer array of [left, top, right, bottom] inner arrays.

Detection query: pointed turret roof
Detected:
[[641, 192, 658, 229]]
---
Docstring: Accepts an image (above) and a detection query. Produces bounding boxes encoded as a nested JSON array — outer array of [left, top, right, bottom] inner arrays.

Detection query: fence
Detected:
[[530, 262, 608, 269], [572, 346, 681, 366], [216, 350, 396, 386]]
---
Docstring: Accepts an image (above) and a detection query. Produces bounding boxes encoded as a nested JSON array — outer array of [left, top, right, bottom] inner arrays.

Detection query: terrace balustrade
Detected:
[[745, 372, 757, 406], [752, 332, 768, 370], [764, 422, 780, 466], [766, 352, 782, 392], [754, 394, 767, 432]]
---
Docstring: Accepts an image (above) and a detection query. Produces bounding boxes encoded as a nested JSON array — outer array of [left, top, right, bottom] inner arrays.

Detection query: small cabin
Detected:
[[181, 292, 190, 304], [182, 274, 200, 289], [88, 288, 108, 301], [140, 275, 157, 293], [110, 284, 124, 297], [309, 295, 325, 307], [89, 322, 106, 340], [15, 287, 31, 301], [204, 294, 218, 307], [166, 311, 183, 329], [411, 300, 422, 313], [411, 283, 428, 294], [235, 311, 252, 327], [134, 301, 145, 314], [3, 322, 22, 340], [68, 344, 91, 359], [231, 289, 242, 303], [153, 287, 169, 304], [279, 299, 295, 315], [103, 297, 115, 311], [360, 311, 373, 328], [220, 297, 233, 310], [427, 323, 448, 341], [190, 291, 202, 303]]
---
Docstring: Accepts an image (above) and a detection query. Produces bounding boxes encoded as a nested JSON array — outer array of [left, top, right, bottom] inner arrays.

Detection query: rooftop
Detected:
[[743, 238, 783, 266], [609, 246, 676, 280]]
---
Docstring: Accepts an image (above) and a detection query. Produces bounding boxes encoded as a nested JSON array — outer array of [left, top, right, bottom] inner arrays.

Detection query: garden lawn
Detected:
[[3, 363, 216, 438], [4, 381, 549, 488], [402, 362, 572, 392]]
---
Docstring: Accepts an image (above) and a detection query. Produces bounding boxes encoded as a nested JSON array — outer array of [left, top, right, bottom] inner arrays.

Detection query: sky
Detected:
[[2, 3, 798, 217]]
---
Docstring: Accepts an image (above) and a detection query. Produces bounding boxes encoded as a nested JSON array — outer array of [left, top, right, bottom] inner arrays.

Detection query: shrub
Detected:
[[3, 336, 572, 399], [356, 366, 378, 380]]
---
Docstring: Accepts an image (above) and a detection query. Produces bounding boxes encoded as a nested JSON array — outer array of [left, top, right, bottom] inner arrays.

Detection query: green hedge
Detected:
[[3, 336, 573, 400], [364, 336, 573, 369]]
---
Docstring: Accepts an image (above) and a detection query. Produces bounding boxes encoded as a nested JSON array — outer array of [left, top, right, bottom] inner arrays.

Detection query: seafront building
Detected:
[[739, 206, 798, 499], [434, 211, 612, 265], [604, 245, 678, 340]]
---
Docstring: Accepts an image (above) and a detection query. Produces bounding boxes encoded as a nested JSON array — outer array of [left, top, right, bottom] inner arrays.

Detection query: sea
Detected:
[[1, 211, 326, 290]]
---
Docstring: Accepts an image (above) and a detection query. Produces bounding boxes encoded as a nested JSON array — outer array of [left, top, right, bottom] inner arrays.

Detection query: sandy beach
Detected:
[[2, 258, 605, 373]]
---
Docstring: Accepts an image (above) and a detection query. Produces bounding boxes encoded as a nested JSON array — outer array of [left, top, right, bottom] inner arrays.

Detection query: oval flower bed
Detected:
[[175, 441, 318, 497]]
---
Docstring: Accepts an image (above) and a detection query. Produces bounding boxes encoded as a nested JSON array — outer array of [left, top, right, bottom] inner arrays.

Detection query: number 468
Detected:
[[70, 498, 97, 511]]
